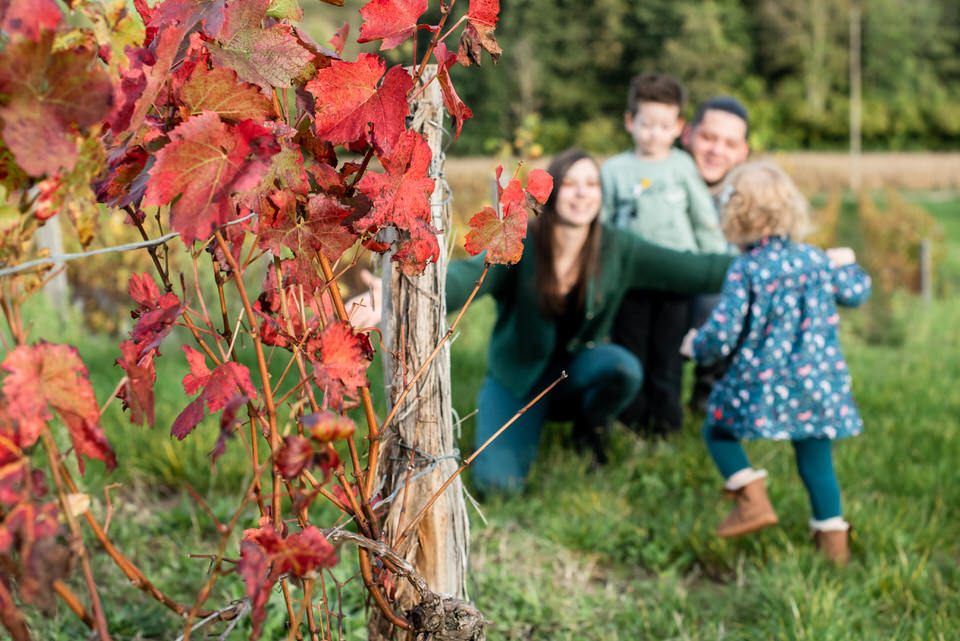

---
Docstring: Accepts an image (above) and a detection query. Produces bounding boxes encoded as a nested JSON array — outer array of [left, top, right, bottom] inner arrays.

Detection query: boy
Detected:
[[601, 73, 727, 436]]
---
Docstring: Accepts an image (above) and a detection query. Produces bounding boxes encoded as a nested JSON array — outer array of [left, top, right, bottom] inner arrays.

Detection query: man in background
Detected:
[[681, 96, 750, 412]]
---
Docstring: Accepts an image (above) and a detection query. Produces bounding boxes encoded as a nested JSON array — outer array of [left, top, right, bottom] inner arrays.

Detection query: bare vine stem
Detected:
[[59, 462, 203, 617], [409, 0, 459, 88], [213, 231, 282, 526], [40, 430, 112, 641], [181, 472, 262, 641], [53, 580, 95, 630]]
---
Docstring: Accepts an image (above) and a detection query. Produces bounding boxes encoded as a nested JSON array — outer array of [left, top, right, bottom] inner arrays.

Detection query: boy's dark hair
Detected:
[[626, 73, 685, 115], [690, 95, 750, 138]]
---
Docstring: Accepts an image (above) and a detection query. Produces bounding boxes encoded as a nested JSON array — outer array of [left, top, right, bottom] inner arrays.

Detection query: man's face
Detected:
[[683, 109, 749, 185]]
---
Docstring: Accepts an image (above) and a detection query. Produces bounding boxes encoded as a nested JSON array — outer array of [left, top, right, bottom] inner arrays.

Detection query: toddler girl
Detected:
[[680, 161, 871, 564]]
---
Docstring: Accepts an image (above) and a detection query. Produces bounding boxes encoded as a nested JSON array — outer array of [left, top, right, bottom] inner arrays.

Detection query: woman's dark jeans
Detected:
[[472, 344, 642, 491]]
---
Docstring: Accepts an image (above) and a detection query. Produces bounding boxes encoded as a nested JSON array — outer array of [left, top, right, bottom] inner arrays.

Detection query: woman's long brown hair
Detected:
[[532, 149, 604, 317]]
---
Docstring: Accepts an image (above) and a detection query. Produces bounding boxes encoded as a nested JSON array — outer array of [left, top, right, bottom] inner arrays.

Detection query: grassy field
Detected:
[[18, 193, 960, 640]]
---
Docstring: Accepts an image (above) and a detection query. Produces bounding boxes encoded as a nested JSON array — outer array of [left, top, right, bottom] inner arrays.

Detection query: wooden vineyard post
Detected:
[[370, 65, 472, 639]]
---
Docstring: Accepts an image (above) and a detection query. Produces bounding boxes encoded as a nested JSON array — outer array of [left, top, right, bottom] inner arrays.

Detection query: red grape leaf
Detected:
[[95, 145, 150, 209], [258, 192, 357, 261], [433, 43, 473, 140], [274, 525, 337, 575], [143, 111, 278, 243], [464, 179, 527, 264], [1, 0, 61, 42], [353, 129, 434, 233], [392, 219, 440, 275], [239, 522, 337, 640], [173, 346, 257, 439], [180, 66, 275, 121], [1, 344, 116, 473], [237, 540, 271, 640], [312, 322, 371, 410], [181, 345, 213, 396], [357, 0, 428, 50], [305, 193, 360, 262], [257, 127, 311, 194], [275, 434, 313, 478], [306, 54, 413, 154], [0, 500, 65, 611], [328, 21, 349, 56], [0, 36, 114, 176], [205, 0, 313, 91], [170, 397, 205, 441], [209, 394, 246, 463], [147, 0, 228, 39], [128, 273, 185, 355], [299, 410, 356, 442], [181, 345, 259, 410], [110, 24, 186, 135], [116, 340, 156, 428], [128, 272, 162, 309], [525, 168, 553, 204], [457, 0, 501, 66]]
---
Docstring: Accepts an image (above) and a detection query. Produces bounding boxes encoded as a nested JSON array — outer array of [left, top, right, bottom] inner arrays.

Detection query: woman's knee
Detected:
[[582, 343, 643, 393]]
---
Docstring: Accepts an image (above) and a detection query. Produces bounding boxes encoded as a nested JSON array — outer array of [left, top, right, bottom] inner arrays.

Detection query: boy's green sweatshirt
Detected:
[[601, 148, 727, 253]]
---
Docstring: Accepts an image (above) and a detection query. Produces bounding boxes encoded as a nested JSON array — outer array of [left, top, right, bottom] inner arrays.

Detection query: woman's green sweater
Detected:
[[445, 223, 733, 397]]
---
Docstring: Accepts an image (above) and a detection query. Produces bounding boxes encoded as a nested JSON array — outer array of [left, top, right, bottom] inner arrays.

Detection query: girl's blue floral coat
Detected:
[[692, 236, 871, 441]]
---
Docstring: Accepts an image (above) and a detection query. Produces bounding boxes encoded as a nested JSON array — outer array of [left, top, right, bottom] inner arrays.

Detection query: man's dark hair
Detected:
[[626, 73, 685, 116], [690, 95, 750, 138]]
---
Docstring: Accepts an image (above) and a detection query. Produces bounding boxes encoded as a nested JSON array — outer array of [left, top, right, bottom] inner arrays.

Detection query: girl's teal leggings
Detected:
[[703, 423, 843, 520]]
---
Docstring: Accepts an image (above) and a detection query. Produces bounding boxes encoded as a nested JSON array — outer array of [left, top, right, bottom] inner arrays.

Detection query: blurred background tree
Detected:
[[305, 0, 960, 155]]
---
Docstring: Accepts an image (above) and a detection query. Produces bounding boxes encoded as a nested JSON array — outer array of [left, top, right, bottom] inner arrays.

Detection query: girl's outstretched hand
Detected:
[[345, 269, 383, 329], [826, 247, 856, 267], [680, 328, 698, 359]]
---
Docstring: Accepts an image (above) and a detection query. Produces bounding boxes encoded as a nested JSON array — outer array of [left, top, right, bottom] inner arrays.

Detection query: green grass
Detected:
[[16, 194, 960, 639]]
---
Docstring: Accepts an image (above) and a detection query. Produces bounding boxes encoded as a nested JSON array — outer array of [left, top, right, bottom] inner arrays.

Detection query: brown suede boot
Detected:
[[716, 477, 779, 538], [813, 525, 851, 566]]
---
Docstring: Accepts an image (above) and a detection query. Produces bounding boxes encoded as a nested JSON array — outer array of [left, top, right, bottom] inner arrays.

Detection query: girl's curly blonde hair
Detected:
[[719, 161, 810, 246]]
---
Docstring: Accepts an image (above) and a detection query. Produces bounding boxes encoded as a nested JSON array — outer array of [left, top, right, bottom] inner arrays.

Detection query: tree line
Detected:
[[421, 0, 960, 155]]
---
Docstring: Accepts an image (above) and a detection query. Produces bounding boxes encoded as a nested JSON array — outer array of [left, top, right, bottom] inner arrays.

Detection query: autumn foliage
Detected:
[[0, 0, 551, 639]]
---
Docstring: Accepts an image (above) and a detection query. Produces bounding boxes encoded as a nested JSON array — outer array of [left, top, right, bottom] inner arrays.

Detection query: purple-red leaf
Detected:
[[173, 346, 258, 440], [275, 435, 314, 478]]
